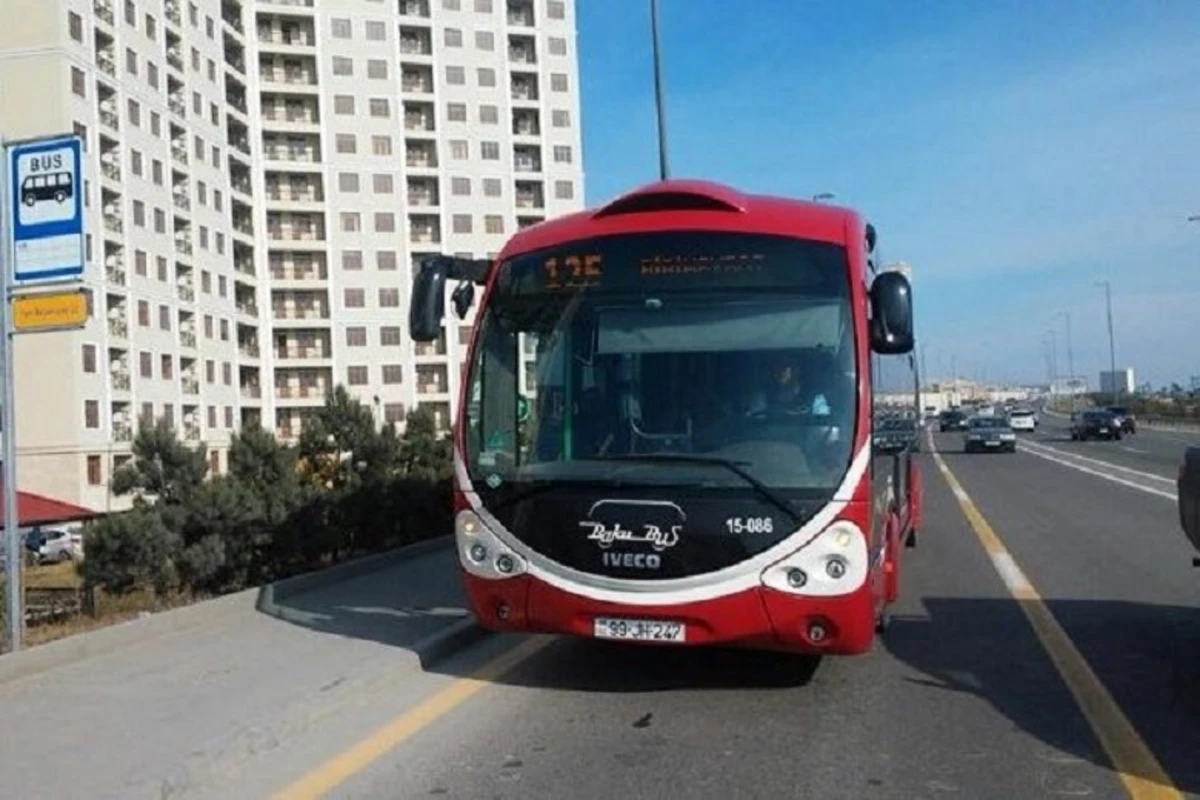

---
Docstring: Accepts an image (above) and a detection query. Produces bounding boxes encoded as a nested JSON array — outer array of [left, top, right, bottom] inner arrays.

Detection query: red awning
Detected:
[[0, 480, 99, 529]]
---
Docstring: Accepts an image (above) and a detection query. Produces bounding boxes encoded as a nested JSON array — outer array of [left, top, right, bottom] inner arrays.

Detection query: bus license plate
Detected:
[[593, 617, 686, 643]]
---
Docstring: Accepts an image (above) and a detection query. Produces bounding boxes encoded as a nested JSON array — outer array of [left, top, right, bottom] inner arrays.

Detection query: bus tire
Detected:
[[904, 529, 917, 548], [875, 606, 892, 634]]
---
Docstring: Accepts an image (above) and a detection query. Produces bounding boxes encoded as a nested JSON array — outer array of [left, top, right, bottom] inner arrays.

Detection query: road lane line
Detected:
[[927, 434, 1182, 800], [1016, 445, 1177, 502], [1121, 447, 1147, 455], [271, 635, 553, 800], [1018, 440, 1175, 484]]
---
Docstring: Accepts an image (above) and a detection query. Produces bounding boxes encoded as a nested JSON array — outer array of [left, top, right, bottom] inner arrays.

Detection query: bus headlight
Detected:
[[455, 508, 527, 580], [760, 521, 867, 596]]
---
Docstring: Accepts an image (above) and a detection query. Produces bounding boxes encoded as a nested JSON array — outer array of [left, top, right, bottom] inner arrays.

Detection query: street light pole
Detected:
[[1056, 311, 1074, 409], [649, 0, 669, 181], [1095, 280, 1117, 404]]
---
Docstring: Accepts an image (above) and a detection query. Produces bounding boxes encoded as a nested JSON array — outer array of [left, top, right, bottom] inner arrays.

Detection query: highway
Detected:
[[2, 414, 1199, 799]]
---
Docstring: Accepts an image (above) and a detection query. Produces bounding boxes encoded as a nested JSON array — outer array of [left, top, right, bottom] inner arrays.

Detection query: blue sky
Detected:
[[573, 0, 1200, 388]]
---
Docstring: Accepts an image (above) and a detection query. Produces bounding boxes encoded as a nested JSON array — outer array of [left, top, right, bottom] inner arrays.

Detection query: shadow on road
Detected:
[[883, 596, 1200, 798], [467, 635, 822, 692]]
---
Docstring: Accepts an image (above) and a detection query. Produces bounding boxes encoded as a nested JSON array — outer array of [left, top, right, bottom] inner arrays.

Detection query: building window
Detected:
[[382, 365, 403, 384], [344, 288, 365, 308], [548, 36, 566, 55], [452, 214, 472, 233], [552, 109, 571, 128], [550, 73, 568, 92], [369, 98, 390, 117], [555, 180, 574, 200], [445, 65, 465, 85], [346, 327, 367, 346], [444, 27, 462, 47], [477, 67, 496, 87], [341, 212, 361, 232], [483, 178, 502, 197], [484, 214, 504, 234], [377, 251, 397, 270], [379, 288, 400, 307], [451, 177, 471, 196], [374, 212, 395, 232], [475, 30, 493, 50], [69, 12, 83, 41], [347, 365, 368, 385], [372, 136, 392, 155], [474, 0, 492, 12], [82, 344, 97, 373], [553, 145, 573, 163], [480, 141, 500, 160], [365, 20, 386, 40], [87, 455, 102, 485], [137, 300, 150, 326], [332, 56, 353, 76], [334, 95, 355, 115], [384, 403, 405, 423], [380, 326, 401, 346], [331, 18, 351, 38], [450, 139, 469, 159], [140, 351, 152, 377], [447, 102, 467, 121], [160, 354, 173, 379], [342, 250, 363, 270], [367, 59, 388, 79], [479, 104, 499, 124], [338, 172, 360, 192], [547, 0, 565, 19], [372, 174, 394, 194], [84, 400, 100, 428], [336, 133, 357, 153], [70, 67, 86, 97]]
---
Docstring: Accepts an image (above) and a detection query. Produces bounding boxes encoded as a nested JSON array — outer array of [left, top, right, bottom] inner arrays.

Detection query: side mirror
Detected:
[[869, 270, 914, 354], [409, 258, 448, 342]]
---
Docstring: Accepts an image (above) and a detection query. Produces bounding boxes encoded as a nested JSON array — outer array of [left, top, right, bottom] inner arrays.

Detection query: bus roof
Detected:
[[495, 179, 864, 263]]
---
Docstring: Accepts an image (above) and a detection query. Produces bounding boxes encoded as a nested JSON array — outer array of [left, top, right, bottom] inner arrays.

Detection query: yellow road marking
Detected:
[[927, 433, 1182, 800], [271, 635, 553, 800]]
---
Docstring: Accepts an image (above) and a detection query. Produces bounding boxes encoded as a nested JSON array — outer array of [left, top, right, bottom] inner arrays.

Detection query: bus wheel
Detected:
[[905, 528, 917, 548], [876, 606, 892, 634]]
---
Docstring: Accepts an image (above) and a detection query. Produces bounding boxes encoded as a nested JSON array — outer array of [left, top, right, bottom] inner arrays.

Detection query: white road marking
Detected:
[[1019, 439, 1175, 485], [1120, 446, 1147, 455], [1017, 444, 1177, 502]]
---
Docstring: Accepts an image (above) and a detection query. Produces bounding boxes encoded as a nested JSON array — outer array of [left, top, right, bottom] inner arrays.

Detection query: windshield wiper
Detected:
[[485, 475, 693, 512], [577, 454, 804, 527]]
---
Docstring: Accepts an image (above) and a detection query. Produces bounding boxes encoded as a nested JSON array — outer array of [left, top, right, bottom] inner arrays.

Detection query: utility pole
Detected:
[[1095, 280, 1117, 404], [649, 0, 669, 181]]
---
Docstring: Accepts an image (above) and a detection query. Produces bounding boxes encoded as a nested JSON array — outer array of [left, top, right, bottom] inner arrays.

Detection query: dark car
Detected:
[[1106, 405, 1137, 434], [964, 415, 1017, 453], [939, 409, 968, 432], [1177, 446, 1200, 559], [874, 417, 920, 453], [1070, 409, 1123, 441]]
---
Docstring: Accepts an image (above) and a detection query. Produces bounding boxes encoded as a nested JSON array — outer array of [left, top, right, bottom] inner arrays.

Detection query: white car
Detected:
[[1008, 409, 1037, 432]]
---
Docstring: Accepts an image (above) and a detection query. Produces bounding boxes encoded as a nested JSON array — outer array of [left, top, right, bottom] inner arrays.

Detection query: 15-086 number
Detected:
[[725, 517, 774, 534]]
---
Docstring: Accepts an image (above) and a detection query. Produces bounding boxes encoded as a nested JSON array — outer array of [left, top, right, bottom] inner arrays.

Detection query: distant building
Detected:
[[1050, 377, 1088, 396], [1099, 369, 1135, 395]]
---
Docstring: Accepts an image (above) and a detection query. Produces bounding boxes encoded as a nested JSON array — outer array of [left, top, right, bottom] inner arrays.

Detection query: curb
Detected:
[[412, 616, 490, 669], [0, 535, 457, 687]]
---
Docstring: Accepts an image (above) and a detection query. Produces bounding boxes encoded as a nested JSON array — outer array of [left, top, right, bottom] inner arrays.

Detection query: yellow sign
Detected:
[[12, 289, 91, 332]]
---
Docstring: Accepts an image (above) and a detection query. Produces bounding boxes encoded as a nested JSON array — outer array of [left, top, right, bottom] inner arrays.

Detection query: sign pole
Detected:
[[0, 138, 20, 653]]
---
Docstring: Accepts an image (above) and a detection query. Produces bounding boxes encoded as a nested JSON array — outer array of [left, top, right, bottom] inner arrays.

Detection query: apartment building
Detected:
[[0, 0, 583, 511]]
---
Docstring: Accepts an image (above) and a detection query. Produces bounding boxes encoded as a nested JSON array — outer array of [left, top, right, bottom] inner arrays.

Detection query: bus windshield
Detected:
[[463, 230, 857, 498]]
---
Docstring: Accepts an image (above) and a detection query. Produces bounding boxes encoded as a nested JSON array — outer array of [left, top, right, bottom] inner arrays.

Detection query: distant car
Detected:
[[37, 527, 83, 563], [1106, 405, 1136, 434], [964, 415, 1017, 453], [1070, 410, 1123, 441], [939, 410, 968, 432], [1008, 408, 1037, 432], [874, 417, 920, 453]]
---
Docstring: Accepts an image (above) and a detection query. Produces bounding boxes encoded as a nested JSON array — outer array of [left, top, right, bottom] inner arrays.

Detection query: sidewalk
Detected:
[[0, 538, 489, 800]]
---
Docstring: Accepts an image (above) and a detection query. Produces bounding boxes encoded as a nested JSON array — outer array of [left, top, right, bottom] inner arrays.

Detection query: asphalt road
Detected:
[[3, 420, 1199, 800], [314, 426, 1200, 800]]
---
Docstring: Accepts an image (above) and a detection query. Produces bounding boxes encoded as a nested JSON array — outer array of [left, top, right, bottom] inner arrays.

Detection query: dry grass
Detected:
[[24, 560, 82, 590]]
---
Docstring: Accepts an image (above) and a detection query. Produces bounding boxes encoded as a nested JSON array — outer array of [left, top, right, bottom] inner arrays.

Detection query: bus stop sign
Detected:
[[7, 134, 85, 286]]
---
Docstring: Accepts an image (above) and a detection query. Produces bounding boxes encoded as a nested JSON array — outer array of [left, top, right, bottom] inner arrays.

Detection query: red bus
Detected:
[[409, 180, 920, 655]]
